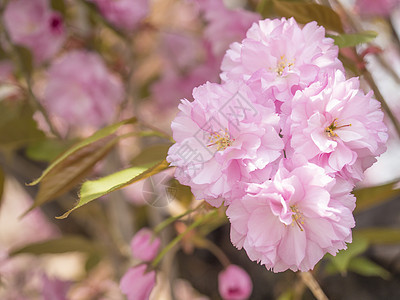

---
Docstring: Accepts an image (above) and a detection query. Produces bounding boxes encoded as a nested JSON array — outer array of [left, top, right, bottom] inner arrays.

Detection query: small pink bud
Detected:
[[120, 264, 156, 300], [218, 265, 252, 300], [130, 228, 161, 262]]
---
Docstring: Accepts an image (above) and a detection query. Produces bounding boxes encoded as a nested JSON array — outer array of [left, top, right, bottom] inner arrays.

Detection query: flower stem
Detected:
[[194, 238, 231, 268], [152, 209, 217, 267], [153, 202, 205, 234], [299, 272, 328, 300]]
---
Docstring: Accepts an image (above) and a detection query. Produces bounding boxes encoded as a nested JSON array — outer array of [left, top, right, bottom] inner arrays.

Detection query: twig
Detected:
[[194, 238, 231, 268], [330, 0, 400, 137], [299, 272, 329, 300], [362, 69, 400, 137]]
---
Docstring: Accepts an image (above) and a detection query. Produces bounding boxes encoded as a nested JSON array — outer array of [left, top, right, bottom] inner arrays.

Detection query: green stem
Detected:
[[24, 78, 62, 139], [1, 27, 62, 139], [138, 119, 174, 142], [117, 130, 172, 141], [152, 209, 217, 267], [154, 203, 205, 234]]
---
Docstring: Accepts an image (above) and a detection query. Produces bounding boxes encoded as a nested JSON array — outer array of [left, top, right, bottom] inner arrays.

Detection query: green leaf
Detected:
[[332, 31, 378, 48], [169, 179, 193, 207], [57, 160, 170, 219], [85, 251, 102, 272], [25, 139, 76, 162], [348, 256, 391, 279], [353, 180, 400, 213], [10, 236, 101, 256], [24, 136, 120, 216], [50, 0, 66, 15], [268, 0, 344, 33], [14, 46, 33, 76], [28, 117, 136, 186], [328, 236, 369, 275], [277, 290, 294, 300], [0, 100, 45, 150], [257, 0, 274, 15], [131, 144, 172, 166], [354, 228, 400, 245]]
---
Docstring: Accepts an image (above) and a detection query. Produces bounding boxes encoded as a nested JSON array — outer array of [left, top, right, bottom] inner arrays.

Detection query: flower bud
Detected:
[[120, 264, 156, 300], [130, 228, 161, 262], [218, 265, 252, 300]]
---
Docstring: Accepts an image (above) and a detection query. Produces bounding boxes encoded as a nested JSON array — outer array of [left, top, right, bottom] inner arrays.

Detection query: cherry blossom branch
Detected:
[[151, 209, 218, 267], [330, 0, 400, 137], [153, 202, 205, 234], [138, 119, 173, 141], [2, 29, 62, 139], [299, 272, 328, 300], [362, 69, 400, 137], [194, 238, 231, 268]]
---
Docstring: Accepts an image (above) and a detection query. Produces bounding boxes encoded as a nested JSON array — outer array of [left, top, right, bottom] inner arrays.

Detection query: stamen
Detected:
[[290, 205, 304, 231], [274, 55, 295, 76], [325, 119, 351, 138], [207, 128, 235, 151]]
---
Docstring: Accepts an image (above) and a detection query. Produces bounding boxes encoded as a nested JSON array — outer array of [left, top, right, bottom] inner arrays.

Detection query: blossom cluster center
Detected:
[[324, 119, 352, 138], [290, 205, 305, 231], [207, 129, 235, 151], [275, 55, 295, 76]]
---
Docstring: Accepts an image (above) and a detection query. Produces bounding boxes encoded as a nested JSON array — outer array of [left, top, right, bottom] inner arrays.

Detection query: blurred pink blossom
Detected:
[[355, 0, 400, 17], [42, 274, 71, 300], [91, 0, 150, 31], [130, 228, 161, 262], [197, 0, 260, 57], [0, 60, 14, 81], [218, 265, 252, 300], [43, 50, 124, 127], [3, 0, 65, 63], [120, 264, 156, 300], [152, 35, 220, 109]]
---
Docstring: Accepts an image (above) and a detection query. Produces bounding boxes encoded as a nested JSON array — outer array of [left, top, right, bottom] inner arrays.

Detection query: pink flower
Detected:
[[197, 0, 260, 57], [92, 0, 150, 31], [0, 60, 14, 82], [43, 50, 124, 127], [120, 264, 156, 300], [151, 61, 219, 110], [42, 274, 71, 300], [130, 228, 161, 262], [221, 18, 343, 103], [218, 265, 252, 300], [226, 160, 355, 272], [355, 0, 399, 17], [3, 0, 65, 63], [286, 70, 388, 182], [152, 35, 220, 109], [167, 81, 284, 207]]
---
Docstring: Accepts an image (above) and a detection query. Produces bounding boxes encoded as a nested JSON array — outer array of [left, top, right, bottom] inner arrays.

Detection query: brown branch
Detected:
[[299, 271, 329, 300]]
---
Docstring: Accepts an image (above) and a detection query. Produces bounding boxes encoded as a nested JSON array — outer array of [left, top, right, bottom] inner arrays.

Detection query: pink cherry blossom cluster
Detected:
[[167, 18, 388, 272]]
